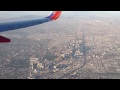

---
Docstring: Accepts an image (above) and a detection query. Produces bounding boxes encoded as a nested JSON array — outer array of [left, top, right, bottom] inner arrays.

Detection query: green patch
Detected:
[[44, 52, 58, 61]]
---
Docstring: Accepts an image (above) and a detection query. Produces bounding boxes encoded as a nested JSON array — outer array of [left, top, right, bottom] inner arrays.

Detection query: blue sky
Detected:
[[0, 11, 120, 19]]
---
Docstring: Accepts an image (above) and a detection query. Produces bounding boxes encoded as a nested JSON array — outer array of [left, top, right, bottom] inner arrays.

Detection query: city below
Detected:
[[0, 16, 120, 79]]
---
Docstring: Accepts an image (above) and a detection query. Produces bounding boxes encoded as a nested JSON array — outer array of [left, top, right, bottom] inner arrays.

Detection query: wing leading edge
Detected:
[[0, 11, 62, 43]]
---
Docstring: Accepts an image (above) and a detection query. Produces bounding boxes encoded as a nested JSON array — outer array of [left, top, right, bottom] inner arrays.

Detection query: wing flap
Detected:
[[0, 36, 11, 43]]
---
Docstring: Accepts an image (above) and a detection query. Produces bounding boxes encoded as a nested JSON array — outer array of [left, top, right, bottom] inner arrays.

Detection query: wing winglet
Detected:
[[46, 11, 62, 20]]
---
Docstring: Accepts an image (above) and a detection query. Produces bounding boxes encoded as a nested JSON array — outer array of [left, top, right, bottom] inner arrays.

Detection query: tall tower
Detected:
[[28, 57, 39, 79]]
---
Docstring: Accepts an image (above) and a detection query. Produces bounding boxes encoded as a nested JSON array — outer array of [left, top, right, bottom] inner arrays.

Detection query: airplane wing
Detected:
[[0, 11, 62, 43]]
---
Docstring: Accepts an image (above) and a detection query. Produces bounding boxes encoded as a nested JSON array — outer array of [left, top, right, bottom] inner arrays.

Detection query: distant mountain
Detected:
[[0, 15, 42, 22], [1, 11, 120, 22], [62, 11, 120, 18], [18, 15, 42, 20]]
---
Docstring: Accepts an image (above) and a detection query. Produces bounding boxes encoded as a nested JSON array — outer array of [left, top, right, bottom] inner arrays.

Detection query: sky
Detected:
[[0, 11, 49, 18], [0, 11, 120, 19]]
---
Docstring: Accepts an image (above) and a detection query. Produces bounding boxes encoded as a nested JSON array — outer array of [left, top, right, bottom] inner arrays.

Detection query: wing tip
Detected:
[[46, 11, 62, 20]]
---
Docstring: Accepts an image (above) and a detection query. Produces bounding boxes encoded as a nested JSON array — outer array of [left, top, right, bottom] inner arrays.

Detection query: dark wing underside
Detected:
[[0, 36, 11, 43], [0, 18, 50, 43], [0, 11, 62, 43]]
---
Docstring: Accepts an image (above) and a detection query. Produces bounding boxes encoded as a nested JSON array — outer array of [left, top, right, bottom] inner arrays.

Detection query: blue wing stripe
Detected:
[[0, 18, 50, 32]]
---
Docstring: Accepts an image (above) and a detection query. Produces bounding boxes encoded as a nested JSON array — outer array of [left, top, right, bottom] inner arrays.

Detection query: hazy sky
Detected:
[[0, 11, 49, 18], [0, 11, 120, 19]]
